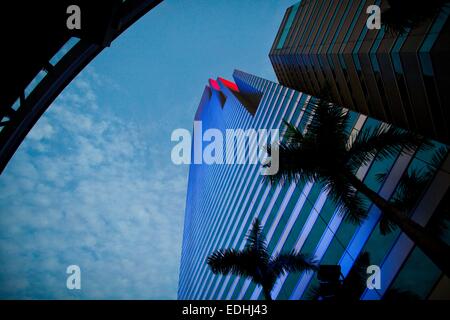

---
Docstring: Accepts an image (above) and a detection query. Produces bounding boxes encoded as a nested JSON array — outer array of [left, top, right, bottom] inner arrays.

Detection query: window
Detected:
[[276, 2, 301, 49]]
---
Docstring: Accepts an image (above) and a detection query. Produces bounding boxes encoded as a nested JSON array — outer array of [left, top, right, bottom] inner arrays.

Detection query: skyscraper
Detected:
[[269, 0, 450, 144], [178, 70, 450, 300]]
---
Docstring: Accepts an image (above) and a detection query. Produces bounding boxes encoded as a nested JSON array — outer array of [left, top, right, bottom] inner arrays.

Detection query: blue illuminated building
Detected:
[[178, 70, 450, 300]]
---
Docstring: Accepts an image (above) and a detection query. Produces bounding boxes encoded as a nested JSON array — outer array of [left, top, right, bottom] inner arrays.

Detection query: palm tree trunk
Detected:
[[344, 172, 450, 277], [263, 287, 273, 301]]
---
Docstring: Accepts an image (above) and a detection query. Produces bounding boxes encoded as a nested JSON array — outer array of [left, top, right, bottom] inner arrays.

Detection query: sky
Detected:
[[0, 0, 297, 299]]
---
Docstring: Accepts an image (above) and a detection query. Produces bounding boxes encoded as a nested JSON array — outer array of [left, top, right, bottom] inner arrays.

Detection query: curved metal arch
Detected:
[[0, 0, 163, 174]]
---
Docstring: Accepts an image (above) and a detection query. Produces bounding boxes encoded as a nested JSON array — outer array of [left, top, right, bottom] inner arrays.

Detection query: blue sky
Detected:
[[0, 0, 297, 299]]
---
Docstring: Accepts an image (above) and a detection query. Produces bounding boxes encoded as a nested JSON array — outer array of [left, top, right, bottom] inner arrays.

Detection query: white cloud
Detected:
[[27, 117, 55, 141], [0, 69, 187, 299]]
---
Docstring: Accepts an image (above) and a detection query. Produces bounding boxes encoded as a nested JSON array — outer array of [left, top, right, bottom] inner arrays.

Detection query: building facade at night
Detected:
[[269, 0, 450, 144], [177, 70, 450, 300]]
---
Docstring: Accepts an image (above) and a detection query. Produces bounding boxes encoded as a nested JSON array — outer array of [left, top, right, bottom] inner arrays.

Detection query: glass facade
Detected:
[[269, 0, 450, 144], [276, 2, 301, 49], [178, 70, 450, 300]]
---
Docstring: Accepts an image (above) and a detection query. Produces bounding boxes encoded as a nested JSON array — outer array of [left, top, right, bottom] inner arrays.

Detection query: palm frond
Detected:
[[379, 214, 397, 235], [383, 0, 449, 35], [263, 141, 321, 185], [245, 219, 269, 262], [376, 145, 447, 235], [429, 146, 449, 169], [375, 146, 449, 192], [207, 248, 254, 277], [325, 175, 369, 225], [382, 4, 413, 35], [264, 102, 351, 186], [346, 125, 430, 171], [390, 169, 430, 210], [306, 100, 350, 146], [316, 81, 334, 103], [376, 168, 430, 235], [269, 251, 317, 279], [375, 171, 388, 184], [207, 219, 318, 300], [281, 119, 304, 145]]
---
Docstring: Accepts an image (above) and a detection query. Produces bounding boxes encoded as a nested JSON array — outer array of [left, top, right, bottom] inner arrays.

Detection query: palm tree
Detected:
[[207, 218, 317, 300], [264, 99, 450, 277], [382, 0, 450, 35]]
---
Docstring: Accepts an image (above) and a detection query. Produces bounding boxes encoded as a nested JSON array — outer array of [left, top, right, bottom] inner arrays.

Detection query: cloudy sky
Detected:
[[0, 0, 297, 299]]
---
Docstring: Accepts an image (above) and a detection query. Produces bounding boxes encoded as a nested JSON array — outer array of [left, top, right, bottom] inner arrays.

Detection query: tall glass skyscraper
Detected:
[[269, 0, 450, 144], [178, 70, 449, 300]]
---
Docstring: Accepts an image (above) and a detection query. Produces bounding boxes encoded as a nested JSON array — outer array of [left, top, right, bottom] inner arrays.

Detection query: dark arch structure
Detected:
[[0, 0, 163, 174]]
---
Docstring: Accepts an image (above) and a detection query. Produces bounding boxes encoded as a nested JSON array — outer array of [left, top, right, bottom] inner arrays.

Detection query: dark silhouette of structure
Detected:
[[0, 0, 163, 173]]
